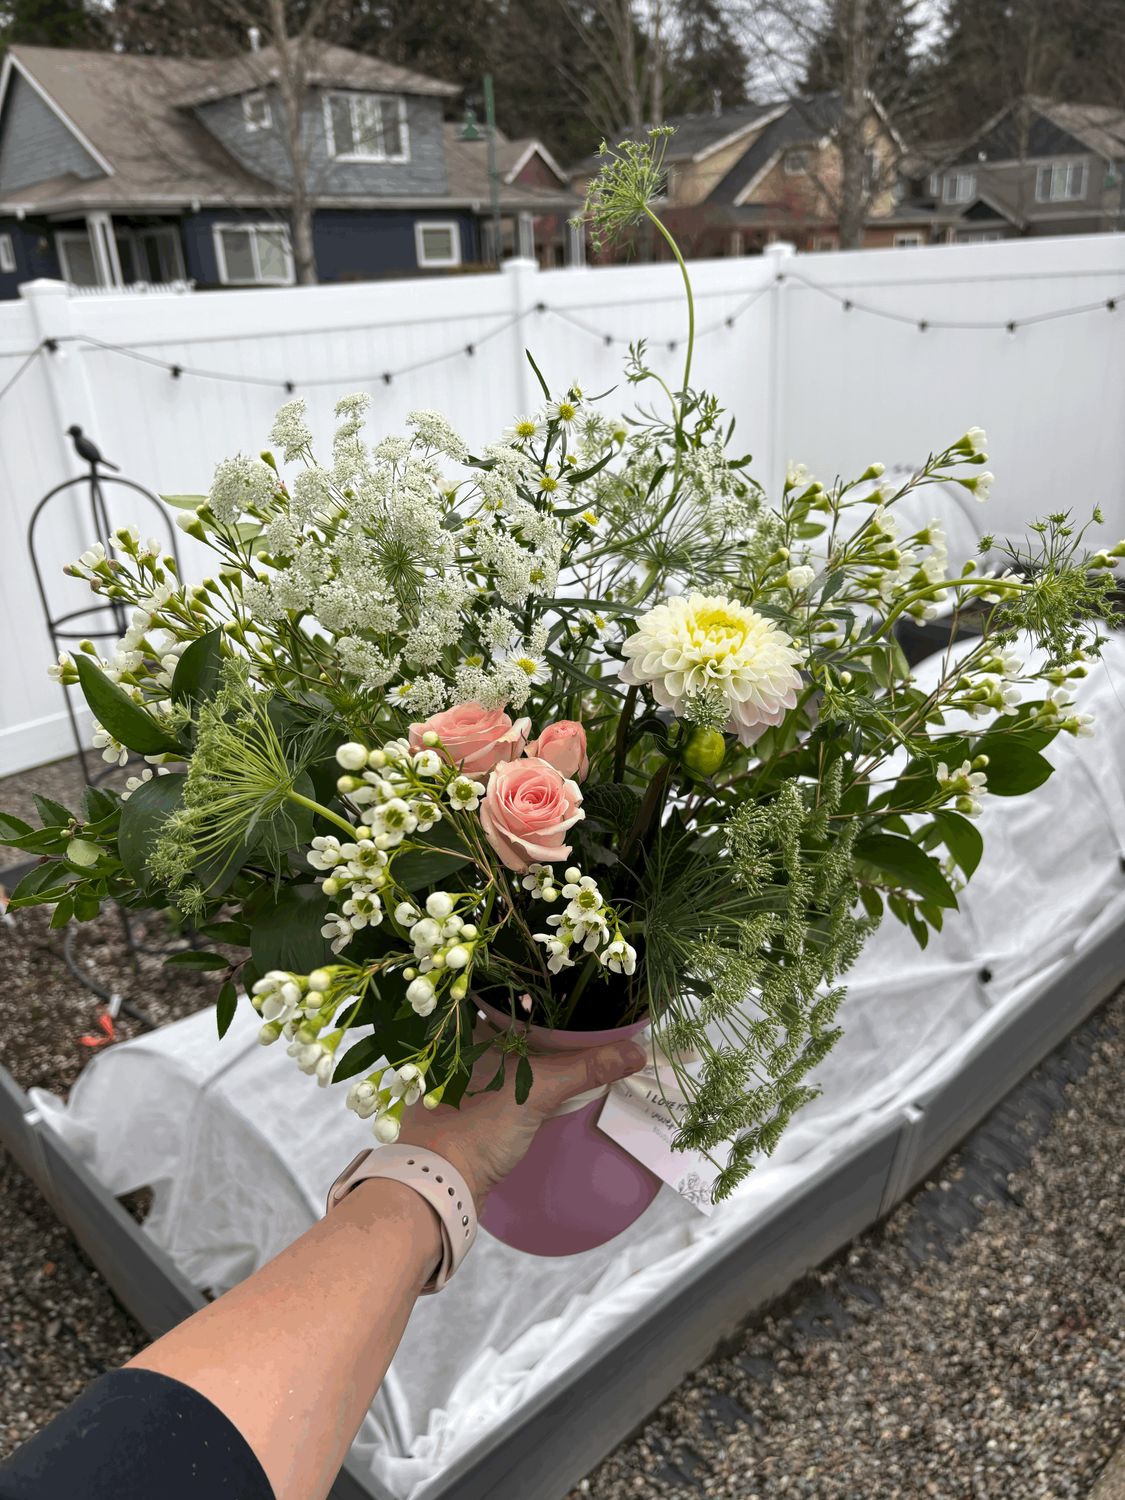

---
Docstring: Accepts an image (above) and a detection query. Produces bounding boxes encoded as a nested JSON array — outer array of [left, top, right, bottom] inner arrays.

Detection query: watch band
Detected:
[[325, 1144, 478, 1294]]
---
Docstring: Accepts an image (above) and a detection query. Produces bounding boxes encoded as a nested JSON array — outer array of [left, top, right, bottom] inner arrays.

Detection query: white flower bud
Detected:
[[395, 901, 419, 925], [445, 944, 471, 969], [422, 730, 440, 747], [373, 1114, 401, 1143], [336, 742, 369, 771], [564, 867, 581, 883], [426, 891, 455, 920], [407, 976, 436, 1011]]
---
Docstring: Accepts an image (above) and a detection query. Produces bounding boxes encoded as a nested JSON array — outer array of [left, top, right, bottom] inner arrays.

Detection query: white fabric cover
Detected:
[[31, 633, 1125, 1500]]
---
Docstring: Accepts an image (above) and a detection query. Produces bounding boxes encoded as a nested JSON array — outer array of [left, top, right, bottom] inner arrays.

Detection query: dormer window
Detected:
[[243, 91, 272, 132], [325, 91, 409, 162], [1036, 160, 1086, 201], [783, 148, 809, 175], [943, 171, 976, 203]]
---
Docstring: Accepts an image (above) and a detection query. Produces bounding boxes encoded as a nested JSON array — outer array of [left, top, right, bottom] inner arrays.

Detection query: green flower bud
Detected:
[[683, 727, 727, 778]]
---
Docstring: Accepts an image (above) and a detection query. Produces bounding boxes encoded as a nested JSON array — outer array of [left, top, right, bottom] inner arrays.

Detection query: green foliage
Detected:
[[74, 655, 181, 755], [249, 883, 334, 975]]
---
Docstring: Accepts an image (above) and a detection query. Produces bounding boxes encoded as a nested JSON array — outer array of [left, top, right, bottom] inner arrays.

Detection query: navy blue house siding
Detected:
[[0, 216, 63, 298], [314, 209, 476, 281], [0, 208, 483, 298]]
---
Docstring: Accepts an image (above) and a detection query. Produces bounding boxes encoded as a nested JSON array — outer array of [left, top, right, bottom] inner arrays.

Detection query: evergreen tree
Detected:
[[800, 0, 923, 104], [663, 0, 751, 118], [0, 0, 104, 49]]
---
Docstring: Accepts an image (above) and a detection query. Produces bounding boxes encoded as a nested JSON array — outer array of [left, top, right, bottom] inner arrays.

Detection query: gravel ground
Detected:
[[575, 991, 1125, 1500], [1, 758, 1121, 1491]]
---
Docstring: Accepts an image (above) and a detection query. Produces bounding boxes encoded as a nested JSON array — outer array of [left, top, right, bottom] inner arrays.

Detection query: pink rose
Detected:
[[479, 758, 585, 873], [527, 719, 589, 781], [409, 701, 530, 778]]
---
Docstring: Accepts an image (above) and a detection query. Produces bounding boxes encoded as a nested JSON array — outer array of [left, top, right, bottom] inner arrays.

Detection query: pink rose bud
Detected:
[[526, 719, 589, 781], [479, 758, 585, 873], [409, 701, 530, 778]]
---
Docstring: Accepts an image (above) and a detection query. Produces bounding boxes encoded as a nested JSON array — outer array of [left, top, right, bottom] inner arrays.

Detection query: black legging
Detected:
[[0, 1368, 273, 1499]]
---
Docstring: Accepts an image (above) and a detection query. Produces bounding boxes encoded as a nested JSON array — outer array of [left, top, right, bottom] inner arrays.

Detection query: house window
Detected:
[[414, 221, 461, 268], [213, 223, 294, 285], [894, 232, 923, 247], [1035, 161, 1087, 202], [115, 226, 186, 284], [325, 91, 409, 162], [243, 91, 272, 132], [943, 171, 976, 203], [0, 233, 14, 274], [863, 149, 879, 191], [56, 230, 99, 286], [928, 171, 941, 196], [729, 230, 745, 257], [784, 148, 809, 175], [956, 230, 1002, 243], [813, 235, 837, 251]]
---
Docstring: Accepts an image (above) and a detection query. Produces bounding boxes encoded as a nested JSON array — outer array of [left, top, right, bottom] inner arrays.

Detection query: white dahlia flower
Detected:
[[620, 592, 804, 745]]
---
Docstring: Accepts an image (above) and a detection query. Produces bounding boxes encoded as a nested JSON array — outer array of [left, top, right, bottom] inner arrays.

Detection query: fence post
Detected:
[[20, 279, 101, 491], [502, 256, 546, 413], [762, 241, 796, 496]]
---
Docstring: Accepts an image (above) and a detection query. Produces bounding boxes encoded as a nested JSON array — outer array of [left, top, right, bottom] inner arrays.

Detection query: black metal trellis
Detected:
[[28, 447, 182, 784], [25, 434, 186, 1022]]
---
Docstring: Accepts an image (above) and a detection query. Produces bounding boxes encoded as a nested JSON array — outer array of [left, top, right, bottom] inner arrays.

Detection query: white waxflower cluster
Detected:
[[310, 833, 390, 954], [526, 865, 638, 976], [1034, 685, 1095, 738], [346, 1062, 434, 1143], [937, 759, 988, 817], [251, 966, 352, 1082], [396, 890, 482, 1016]]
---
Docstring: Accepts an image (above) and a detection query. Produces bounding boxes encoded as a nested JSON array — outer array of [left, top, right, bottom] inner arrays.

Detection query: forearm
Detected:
[[128, 1178, 441, 1500]]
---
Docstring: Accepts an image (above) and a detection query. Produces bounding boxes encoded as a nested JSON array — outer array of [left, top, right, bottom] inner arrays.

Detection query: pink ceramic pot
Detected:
[[476, 998, 662, 1257]]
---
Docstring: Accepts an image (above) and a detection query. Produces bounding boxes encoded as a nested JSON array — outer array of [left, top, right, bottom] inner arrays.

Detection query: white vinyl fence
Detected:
[[1, 234, 1123, 776]]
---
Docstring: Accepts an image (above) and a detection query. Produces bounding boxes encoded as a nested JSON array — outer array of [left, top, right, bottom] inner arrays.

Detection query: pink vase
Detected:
[[475, 999, 662, 1257]]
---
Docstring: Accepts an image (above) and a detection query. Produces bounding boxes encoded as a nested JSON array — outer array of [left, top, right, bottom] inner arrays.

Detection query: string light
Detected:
[[0, 276, 1120, 412]]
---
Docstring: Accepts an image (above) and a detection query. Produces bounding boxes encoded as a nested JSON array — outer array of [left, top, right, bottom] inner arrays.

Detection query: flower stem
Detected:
[[643, 205, 695, 397], [286, 790, 356, 837]]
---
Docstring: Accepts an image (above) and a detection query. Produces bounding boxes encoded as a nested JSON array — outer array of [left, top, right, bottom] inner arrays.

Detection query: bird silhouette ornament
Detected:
[[66, 425, 120, 472]]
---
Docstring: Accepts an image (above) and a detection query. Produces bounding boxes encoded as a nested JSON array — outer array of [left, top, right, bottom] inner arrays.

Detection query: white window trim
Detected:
[[943, 171, 976, 204], [324, 90, 410, 163], [783, 148, 809, 176], [414, 220, 461, 268], [0, 232, 14, 273], [894, 232, 923, 247], [212, 222, 295, 286], [56, 229, 97, 285], [243, 90, 272, 132], [1035, 160, 1087, 202]]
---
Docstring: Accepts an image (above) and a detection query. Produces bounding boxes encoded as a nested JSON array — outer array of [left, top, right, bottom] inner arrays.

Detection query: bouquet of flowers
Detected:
[[3, 131, 1119, 1200]]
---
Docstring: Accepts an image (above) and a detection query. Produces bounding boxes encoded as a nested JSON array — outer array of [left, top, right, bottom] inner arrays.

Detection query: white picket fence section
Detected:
[[1, 233, 1123, 776]]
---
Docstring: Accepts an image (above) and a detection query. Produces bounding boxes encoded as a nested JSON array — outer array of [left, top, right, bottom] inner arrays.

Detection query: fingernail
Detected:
[[619, 1041, 646, 1072]]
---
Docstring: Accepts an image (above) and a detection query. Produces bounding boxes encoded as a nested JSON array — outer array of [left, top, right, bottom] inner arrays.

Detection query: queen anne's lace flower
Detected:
[[621, 592, 804, 746]]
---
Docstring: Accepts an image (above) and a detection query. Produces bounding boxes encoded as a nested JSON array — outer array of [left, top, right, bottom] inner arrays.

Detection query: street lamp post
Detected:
[[459, 72, 503, 266]]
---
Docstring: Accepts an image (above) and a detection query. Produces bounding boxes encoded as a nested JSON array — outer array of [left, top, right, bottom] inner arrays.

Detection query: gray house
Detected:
[[0, 42, 576, 297], [899, 98, 1125, 245]]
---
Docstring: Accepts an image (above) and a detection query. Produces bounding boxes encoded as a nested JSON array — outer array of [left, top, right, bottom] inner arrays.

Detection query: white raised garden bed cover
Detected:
[[32, 631, 1125, 1500]]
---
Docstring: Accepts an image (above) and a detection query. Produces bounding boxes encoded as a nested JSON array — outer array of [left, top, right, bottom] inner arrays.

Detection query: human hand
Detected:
[[396, 1036, 647, 1211]]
